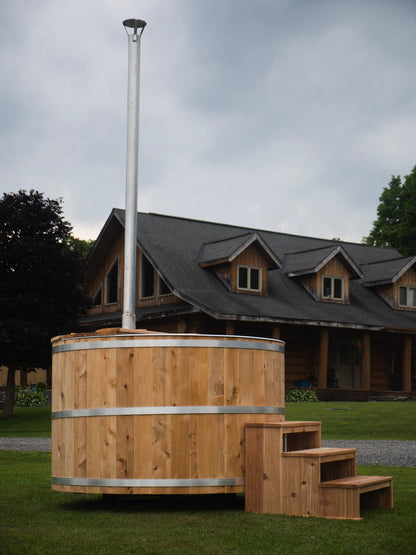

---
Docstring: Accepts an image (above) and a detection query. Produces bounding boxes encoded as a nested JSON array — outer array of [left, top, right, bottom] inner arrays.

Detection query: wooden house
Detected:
[[82, 209, 416, 399]]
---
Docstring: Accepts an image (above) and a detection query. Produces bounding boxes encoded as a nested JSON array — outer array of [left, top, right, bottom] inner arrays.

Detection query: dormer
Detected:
[[361, 255, 416, 310], [282, 245, 362, 304], [198, 233, 281, 295]]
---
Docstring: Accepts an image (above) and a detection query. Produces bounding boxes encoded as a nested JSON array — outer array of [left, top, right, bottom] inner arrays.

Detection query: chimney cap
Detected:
[[123, 19, 147, 33]]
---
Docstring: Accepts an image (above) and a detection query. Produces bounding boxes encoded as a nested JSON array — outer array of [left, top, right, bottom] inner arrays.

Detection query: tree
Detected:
[[65, 236, 95, 263], [364, 165, 416, 256], [0, 190, 91, 417]]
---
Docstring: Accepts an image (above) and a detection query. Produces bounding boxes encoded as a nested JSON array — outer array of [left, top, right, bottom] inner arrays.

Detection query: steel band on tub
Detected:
[[52, 477, 245, 488], [52, 405, 285, 419], [52, 338, 285, 355]]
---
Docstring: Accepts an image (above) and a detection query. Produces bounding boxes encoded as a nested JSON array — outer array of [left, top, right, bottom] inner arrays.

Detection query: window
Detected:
[[237, 265, 262, 292], [159, 275, 170, 296], [105, 258, 119, 304], [140, 253, 155, 298], [322, 276, 344, 300], [92, 284, 103, 307], [399, 285, 416, 308]]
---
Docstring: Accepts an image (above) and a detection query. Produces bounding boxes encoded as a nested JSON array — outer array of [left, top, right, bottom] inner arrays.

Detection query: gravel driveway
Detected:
[[1, 437, 415, 467]]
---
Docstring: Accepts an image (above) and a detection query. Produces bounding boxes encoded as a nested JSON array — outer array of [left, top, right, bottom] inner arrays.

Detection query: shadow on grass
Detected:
[[58, 493, 245, 514]]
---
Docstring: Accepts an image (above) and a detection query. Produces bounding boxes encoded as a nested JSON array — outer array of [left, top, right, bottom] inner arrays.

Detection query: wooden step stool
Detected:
[[319, 475, 393, 520], [245, 422, 393, 520]]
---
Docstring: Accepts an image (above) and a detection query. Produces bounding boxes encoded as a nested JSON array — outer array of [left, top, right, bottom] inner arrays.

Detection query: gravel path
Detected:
[[0, 437, 415, 467], [0, 438, 52, 452], [321, 440, 416, 468]]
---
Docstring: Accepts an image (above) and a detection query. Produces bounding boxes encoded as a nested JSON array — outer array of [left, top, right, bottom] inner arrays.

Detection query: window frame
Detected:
[[322, 275, 344, 301], [237, 265, 262, 292], [398, 285, 416, 308]]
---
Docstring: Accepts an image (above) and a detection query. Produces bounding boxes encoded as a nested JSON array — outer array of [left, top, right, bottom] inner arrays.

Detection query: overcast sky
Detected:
[[1, 0, 416, 244]]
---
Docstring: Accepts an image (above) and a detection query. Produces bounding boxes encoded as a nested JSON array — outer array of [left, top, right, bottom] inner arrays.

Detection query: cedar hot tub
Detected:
[[51, 329, 285, 495]]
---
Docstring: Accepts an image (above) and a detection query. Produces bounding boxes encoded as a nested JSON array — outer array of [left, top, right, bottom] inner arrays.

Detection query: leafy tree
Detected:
[[0, 190, 91, 417], [65, 236, 95, 263], [364, 165, 416, 256]]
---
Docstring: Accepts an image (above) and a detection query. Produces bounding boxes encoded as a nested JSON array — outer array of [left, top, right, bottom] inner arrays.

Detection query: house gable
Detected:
[[198, 233, 280, 296], [283, 246, 362, 304], [362, 256, 416, 310], [83, 211, 183, 326]]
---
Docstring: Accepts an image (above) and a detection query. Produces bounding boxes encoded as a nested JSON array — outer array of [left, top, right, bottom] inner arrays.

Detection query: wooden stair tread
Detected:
[[246, 421, 320, 429], [320, 475, 393, 489], [283, 447, 355, 457], [246, 420, 321, 433]]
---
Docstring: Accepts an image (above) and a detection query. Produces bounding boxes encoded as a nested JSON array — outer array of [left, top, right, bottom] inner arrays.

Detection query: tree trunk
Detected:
[[3, 366, 16, 418]]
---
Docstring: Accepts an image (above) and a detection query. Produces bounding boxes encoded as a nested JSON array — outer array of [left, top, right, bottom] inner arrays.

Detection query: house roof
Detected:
[[282, 245, 362, 279], [361, 256, 416, 287], [198, 232, 281, 269], [86, 209, 416, 332]]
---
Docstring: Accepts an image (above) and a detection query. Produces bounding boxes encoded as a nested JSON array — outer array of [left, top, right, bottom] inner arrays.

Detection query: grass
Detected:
[[1, 402, 416, 440], [1, 404, 415, 553], [0, 451, 414, 554], [0, 406, 51, 437], [285, 401, 416, 440]]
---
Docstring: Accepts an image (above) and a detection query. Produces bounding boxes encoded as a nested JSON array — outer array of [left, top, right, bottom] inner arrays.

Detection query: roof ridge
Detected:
[[284, 245, 340, 257], [201, 232, 253, 247], [361, 255, 415, 267], [114, 208, 400, 253]]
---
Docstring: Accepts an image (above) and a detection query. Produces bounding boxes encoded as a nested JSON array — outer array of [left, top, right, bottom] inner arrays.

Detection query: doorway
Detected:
[[329, 339, 361, 389]]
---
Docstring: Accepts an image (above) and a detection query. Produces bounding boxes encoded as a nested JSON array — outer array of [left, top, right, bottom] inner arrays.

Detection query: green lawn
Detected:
[[0, 406, 52, 437], [1, 404, 415, 553], [1, 401, 416, 440], [285, 400, 416, 440], [0, 452, 414, 554]]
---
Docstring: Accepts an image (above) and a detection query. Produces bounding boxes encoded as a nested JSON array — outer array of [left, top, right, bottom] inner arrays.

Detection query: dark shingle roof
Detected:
[[361, 256, 416, 286], [99, 209, 416, 331], [282, 245, 362, 278], [198, 232, 281, 268]]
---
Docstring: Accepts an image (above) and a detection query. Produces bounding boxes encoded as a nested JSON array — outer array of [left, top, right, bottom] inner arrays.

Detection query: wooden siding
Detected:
[[280, 327, 319, 386], [370, 336, 393, 390], [316, 256, 351, 302], [298, 255, 352, 303], [85, 234, 182, 320], [374, 267, 416, 310], [87, 233, 124, 317], [226, 244, 270, 295], [394, 268, 416, 310], [375, 284, 394, 308]]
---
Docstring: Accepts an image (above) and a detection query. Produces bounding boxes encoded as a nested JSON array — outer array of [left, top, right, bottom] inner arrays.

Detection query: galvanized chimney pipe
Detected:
[[122, 19, 146, 329]]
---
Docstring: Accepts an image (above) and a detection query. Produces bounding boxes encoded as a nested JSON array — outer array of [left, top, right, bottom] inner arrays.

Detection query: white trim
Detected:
[[322, 275, 344, 300], [237, 265, 262, 292], [398, 285, 416, 308]]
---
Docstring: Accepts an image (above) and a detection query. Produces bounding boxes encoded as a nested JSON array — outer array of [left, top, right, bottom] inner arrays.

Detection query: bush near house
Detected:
[[15, 391, 48, 408], [286, 389, 320, 402]]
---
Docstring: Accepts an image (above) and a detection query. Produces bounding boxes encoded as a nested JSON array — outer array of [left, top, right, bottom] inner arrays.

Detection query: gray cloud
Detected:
[[1, 0, 416, 244]]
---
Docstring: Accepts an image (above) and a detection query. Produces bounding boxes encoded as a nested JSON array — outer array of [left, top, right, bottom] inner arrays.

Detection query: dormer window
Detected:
[[238, 265, 262, 292], [105, 257, 119, 304], [399, 285, 416, 308], [323, 276, 344, 300]]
